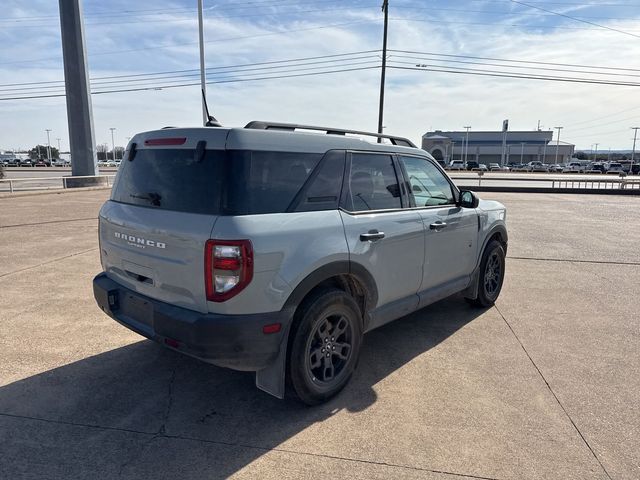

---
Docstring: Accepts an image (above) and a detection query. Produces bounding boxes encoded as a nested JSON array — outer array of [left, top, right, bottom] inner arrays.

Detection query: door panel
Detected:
[[340, 152, 425, 316], [399, 155, 478, 302]]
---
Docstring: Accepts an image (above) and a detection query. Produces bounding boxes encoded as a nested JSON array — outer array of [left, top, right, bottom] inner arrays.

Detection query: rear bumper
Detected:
[[93, 273, 291, 371]]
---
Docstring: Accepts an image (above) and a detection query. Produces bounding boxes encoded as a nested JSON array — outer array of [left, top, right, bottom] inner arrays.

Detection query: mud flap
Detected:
[[255, 312, 294, 399], [461, 266, 480, 300]]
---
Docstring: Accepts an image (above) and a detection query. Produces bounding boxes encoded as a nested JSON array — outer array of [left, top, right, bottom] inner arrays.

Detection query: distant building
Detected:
[[422, 130, 575, 165]]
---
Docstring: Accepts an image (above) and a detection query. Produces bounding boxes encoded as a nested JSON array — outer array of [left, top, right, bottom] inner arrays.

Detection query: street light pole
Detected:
[[520, 142, 526, 164], [631, 127, 639, 176], [45, 129, 52, 163], [56, 138, 61, 152], [554, 126, 563, 164], [109, 127, 116, 160], [463, 126, 471, 166], [593, 143, 599, 162]]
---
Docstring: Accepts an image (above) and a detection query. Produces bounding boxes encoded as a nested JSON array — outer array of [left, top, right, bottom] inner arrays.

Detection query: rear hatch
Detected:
[[99, 128, 228, 313]]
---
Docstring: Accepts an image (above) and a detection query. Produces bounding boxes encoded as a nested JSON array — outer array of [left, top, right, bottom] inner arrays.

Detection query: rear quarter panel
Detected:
[[208, 210, 348, 315]]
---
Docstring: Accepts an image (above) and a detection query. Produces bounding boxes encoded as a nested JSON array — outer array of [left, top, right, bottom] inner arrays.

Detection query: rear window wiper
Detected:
[[130, 192, 162, 206]]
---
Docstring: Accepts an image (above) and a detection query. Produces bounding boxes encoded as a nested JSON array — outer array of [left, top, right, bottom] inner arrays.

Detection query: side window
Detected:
[[401, 156, 455, 207], [345, 153, 401, 211], [294, 150, 345, 212]]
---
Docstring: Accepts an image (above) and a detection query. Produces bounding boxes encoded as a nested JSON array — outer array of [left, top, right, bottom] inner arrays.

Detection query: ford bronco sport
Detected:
[[93, 121, 507, 405]]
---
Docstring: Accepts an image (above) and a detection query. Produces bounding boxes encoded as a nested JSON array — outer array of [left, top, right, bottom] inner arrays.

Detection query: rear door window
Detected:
[[343, 153, 402, 211]]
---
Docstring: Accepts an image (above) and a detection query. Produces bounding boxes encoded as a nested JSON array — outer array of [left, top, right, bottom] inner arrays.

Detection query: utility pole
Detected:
[[45, 129, 52, 162], [554, 126, 563, 164], [59, 0, 97, 177], [543, 137, 548, 164], [109, 127, 116, 160], [520, 142, 526, 164], [377, 0, 389, 142], [607, 148, 611, 162], [197, 0, 207, 126], [463, 126, 471, 166], [450, 141, 455, 162], [56, 138, 61, 152], [631, 127, 639, 176], [593, 143, 599, 161]]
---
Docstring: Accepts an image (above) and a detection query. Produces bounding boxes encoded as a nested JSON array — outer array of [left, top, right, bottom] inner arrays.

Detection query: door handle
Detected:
[[360, 230, 385, 241], [429, 221, 447, 231]]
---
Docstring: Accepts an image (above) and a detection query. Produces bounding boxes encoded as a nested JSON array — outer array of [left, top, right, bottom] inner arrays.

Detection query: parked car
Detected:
[[465, 161, 480, 171], [606, 162, 624, 174], [587, 163, 606, 174], [93, 121, 508, 405], [5, 159, 20, 167], [34, 160, 47, 167], [449, 160, 464, 171], [547, 164, 563, 173], [472, 164, 488, 172], [489, 163, 501, 171], [525, 161, 547, 172], [20, 160, 33, 167], [562, 162, 584, 173]]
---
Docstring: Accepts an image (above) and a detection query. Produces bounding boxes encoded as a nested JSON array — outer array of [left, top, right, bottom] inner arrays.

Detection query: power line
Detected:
[[509, 0, 640, 39], [0, 52, 381, 92], [389, 54, 640, 79], [0, 19, 379, 66], [0, 58, 382, 96], [389, 16, 640, 33], [0, 66, 381, 101], [388, 49, 640, 73], [388, 64, 640, 87]]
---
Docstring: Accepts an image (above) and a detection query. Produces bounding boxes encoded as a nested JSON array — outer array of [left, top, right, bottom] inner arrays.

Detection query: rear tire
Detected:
[[288, 289, 362, 405], [466, 240, 505, 308]]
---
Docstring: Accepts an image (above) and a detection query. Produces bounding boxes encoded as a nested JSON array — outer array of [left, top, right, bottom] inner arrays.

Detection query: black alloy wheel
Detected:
[[289, 289, 362, 405]]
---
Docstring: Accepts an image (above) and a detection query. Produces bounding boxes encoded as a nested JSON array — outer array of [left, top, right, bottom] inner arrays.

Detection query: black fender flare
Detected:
[[256, 261, 378, 399], [463, 223, 508, 299]]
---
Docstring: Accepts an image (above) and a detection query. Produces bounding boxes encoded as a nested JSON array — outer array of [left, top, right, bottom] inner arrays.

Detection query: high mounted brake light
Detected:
[[144, 137, 187, 146], [205, 240, 253, 302]]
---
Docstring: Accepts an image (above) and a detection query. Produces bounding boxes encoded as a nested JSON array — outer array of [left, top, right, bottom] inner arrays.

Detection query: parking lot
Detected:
[[0, 189, 638, 479]]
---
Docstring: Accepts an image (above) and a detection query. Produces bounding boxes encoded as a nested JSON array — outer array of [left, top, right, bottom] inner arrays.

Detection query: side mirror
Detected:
[[459, 190, 479, 208]]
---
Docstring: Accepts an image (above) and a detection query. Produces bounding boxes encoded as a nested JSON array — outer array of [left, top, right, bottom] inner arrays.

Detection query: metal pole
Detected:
[[554, 126, 563, 164], [59, 0, 97, 177], [520, 142, 525, 164], [56, 137, 61, 152], [377, 0, 389, 142], [451, 141, 455, 162], [631, 127, 639, 176], [463, 126, 471, 166], [45, 129, 52, 162], [197, 0, 207, 126], [593, 143, 599, 162], [109, 127, 116, 160], [543, 138, 548, 164]]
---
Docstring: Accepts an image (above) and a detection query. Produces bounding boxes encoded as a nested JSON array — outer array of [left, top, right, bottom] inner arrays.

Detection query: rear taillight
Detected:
[[205, 240, 253, 302]]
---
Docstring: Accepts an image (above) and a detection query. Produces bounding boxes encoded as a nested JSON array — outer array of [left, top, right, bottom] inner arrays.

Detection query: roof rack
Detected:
[[244, 121, 417, 148]]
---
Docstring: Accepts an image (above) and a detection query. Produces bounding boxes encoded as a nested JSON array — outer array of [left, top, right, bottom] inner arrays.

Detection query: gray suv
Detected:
[[93, 122, 507, 405]]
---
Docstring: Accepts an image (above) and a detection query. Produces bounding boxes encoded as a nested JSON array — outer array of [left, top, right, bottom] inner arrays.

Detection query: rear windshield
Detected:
[[111, 148, 322, 215], [111, 149, 224, 215]]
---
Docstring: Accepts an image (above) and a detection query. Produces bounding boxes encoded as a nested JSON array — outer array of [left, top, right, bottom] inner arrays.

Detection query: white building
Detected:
[[422, 130, 575, 165]]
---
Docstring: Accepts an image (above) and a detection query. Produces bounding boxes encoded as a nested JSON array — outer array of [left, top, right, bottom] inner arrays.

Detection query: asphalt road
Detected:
[[0, 190, 639, 479]]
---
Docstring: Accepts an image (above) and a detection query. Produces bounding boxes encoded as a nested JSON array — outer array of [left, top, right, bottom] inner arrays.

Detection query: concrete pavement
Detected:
[[0, 190, 638, 479]]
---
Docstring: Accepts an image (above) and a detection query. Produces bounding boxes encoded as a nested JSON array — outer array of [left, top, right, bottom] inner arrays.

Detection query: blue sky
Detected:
[[1, 0, 640, 151]]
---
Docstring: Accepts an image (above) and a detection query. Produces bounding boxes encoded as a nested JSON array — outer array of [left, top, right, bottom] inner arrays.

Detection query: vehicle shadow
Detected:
[[0, 295, 486, 478]]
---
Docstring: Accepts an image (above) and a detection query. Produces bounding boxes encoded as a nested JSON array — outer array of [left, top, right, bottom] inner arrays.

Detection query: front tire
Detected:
[[288, 289, 363, 405], [466, 240, 505, 308]]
